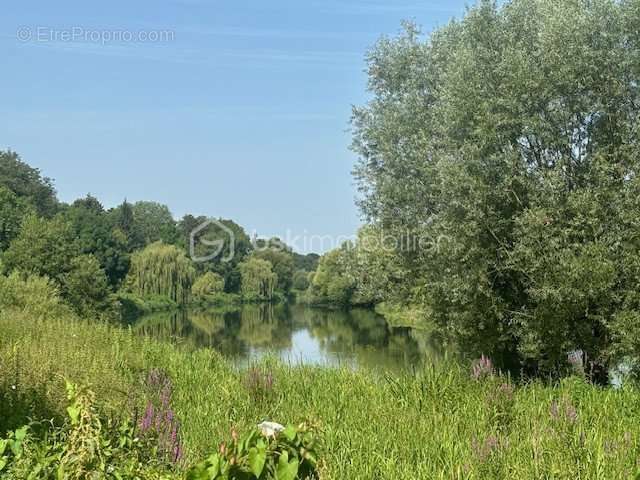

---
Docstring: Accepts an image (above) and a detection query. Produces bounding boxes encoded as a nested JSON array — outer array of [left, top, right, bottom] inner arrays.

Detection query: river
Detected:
[[131, 303, 446, 372]]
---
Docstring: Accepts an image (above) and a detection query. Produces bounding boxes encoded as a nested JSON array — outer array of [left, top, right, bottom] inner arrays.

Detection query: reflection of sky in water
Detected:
[[132, 305, 443, 372], [245, 329, 358, 369]]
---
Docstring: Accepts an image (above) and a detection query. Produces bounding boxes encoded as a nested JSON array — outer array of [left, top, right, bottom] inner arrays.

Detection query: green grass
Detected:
[[2, 308, 640, 479]]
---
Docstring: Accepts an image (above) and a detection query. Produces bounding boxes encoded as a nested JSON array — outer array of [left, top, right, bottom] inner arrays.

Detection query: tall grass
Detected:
[[2, 308, 640, 478]]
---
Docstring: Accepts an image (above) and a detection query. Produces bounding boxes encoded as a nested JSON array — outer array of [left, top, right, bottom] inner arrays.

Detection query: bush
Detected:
[[0, 271, 71, 320], [192, 272, 225, 301], [187, 422, 320, 480], [0, 382, 173, 479]]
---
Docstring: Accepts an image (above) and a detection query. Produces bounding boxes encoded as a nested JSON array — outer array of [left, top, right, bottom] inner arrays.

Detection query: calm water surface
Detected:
[[132, 303, 446, 372]]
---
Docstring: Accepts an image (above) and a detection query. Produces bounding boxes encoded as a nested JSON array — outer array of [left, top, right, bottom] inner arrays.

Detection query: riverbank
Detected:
[[116, 291, 287, 319], [2, 308, 639, 478]]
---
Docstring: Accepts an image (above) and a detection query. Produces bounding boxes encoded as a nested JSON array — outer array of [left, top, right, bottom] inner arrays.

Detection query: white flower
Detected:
[[258, 421, 285, 438], [10, 385, 16, 390]]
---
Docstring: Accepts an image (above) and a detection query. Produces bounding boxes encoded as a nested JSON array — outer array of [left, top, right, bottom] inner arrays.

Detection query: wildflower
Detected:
[[10, 385, 16, 390], [140, 402, 154, 432], [472, 355, 494, 380], [258, 421, 285, 438]]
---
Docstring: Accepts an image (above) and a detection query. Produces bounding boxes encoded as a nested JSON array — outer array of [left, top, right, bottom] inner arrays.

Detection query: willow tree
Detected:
[[127, 242, 195, 304], [239, 257, 277, 301], [351, 0, 640, 376]]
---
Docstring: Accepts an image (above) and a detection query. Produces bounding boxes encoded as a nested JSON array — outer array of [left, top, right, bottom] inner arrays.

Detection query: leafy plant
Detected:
[[187, 422, 320, 480]]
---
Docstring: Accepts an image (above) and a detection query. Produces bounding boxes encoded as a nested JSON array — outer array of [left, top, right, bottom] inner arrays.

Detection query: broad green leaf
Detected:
[[14, 427, 27, 442], [248, 446, 266, 477], [276, 451, 299, 480], [67, 406, 80, 425], [282, 425, 297, 442]]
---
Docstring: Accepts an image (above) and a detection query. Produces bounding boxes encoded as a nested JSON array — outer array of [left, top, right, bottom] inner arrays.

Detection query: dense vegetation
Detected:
[[0, 151, 319, 320], [309, 0, 640, 380], [3, 289, 640, 478], [4, 0, 640, 477]]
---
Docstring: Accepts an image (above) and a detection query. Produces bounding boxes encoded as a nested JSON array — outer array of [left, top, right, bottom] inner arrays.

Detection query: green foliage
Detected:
[[117, 292, 179, 319], [350, 0, 640, 374], [0, 382, 172, 479], [132, 201, 180, 246], [3, 214, 79, 280], [306, 247, 355, 306], [0, 271, 71, 320], [291, 270, 310, 291], [126, 242, 196, 305], [187, 217, 253, 293], [62, 195, 130, 287], [192, 272, 226, 301], [0, 150, 58, 216], [252, 248, 295, 293], [61, 255, 112, 318], [4, 307, 640, 478], [239, 257, 278, 301], [0, 185, 33, 252], [187, 423, 320, 480], [292, 253, 320, 273]]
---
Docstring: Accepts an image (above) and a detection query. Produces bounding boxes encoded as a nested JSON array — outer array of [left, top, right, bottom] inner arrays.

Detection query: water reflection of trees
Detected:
[[133, 303, 448, 371]]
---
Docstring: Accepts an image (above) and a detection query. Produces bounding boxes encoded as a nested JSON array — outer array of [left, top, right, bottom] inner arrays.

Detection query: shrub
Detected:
[[187, 422, 320, 480], [0, 271, 71, 320], [192, 272, 226, 301]]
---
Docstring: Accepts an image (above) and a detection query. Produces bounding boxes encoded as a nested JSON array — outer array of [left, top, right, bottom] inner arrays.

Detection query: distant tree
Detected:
[[0, 186, 33, 251], [111, 200, 145, 251], [252, 248, 295, 293], [293, 252, 320, 272], [308, 246, 356, 306], [3, 214, 78, 281], [292, 269, 311, 291], [192, 271, 225, 300], [0, 150, 58, 216], [188, 218, 253, 293], [126, 242, 195, 304], [239, 257, 277, 301], [61, 254, 111, 317], [178, 214, 207, 249], [62, 195, 129, 287], [132, 201, 180, 245]]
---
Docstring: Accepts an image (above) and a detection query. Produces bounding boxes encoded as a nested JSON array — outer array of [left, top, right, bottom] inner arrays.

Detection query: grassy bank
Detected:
[[2, 309, 640, 478]]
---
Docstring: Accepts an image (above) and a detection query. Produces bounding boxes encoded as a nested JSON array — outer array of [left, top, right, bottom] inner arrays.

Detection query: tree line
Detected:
[[307, 0, 640, 380], [0, 150, 319, 318]]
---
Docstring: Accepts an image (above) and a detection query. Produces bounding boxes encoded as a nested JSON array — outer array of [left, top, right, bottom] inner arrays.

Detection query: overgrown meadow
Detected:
[[2, 303, 640, 478]]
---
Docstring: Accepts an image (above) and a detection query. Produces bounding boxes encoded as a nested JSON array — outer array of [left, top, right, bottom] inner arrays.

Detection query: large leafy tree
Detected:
[[252, 247, 295, 293], [62, 195, 130, 287], [0, 186, 34, 251], [126, 242, 195, 304], [186, 217, 253, 293], [0, 150, 58, 216], [351, 0, 640, 375], [61, 254, 112, 317], [2, 214, 79, 280], [239, 257, 277, 301], [131, 201, 180, 246]]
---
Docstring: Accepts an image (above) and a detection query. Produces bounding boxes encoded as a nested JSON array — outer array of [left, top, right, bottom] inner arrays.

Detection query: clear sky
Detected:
[[1, 0, 469, 252]]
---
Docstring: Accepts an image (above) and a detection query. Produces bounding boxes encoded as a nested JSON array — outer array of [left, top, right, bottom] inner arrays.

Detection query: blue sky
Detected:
[[1, 0, 469, 252]]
